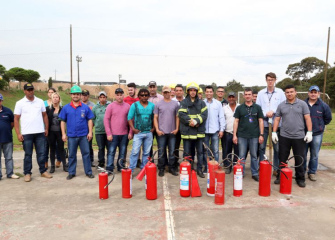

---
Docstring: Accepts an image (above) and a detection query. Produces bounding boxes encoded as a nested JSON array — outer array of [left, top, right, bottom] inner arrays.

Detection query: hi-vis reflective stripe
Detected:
[[181, 135, 197, 139], [201, 106, 207, 113], [197, 134, 205, 138], [178, 108, 187, 113], [189, 114, 198, 118], [197, 114, 203, 124]]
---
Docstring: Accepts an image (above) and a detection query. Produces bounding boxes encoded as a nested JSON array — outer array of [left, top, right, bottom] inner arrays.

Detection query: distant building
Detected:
[[83, 81, 117, 86]]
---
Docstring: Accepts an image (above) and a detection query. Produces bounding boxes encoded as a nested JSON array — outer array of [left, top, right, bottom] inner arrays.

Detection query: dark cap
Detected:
[[82, 89, 90, 95], [24, 83, 34, 90], [228, 92, 236, 97], [127, 82, 136, 88], [115, 88, 124, 94], [148, 81, 157, 86], [309, 85, 320, 92]]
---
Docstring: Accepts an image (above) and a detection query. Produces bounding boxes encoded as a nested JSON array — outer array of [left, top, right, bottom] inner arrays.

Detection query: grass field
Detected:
[[1, 89, 334, 150]]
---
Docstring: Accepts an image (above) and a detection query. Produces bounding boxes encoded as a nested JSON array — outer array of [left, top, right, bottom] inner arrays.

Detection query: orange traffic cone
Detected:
[[191, 170, 202, 197]]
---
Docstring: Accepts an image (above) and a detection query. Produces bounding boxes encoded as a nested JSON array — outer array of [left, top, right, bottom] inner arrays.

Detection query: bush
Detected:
[[0, 79, 8, 90], [58, 86, 63, 92]]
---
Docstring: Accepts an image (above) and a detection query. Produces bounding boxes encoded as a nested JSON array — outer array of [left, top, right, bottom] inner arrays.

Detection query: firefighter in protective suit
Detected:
[[178, 82, 208, 178]]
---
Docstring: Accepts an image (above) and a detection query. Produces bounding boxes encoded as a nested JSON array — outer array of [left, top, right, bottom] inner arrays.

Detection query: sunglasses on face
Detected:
[[139, 94, 149, 97]]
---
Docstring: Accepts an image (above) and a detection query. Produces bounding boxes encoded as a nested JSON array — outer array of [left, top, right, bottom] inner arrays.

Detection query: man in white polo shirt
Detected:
[[14, 83, 52, 182]]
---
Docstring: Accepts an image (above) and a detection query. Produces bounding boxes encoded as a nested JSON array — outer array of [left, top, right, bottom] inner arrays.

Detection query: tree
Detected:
[[225, 79, 244, 93], [276, 77, 294, 89], [0, 64, 6, 76], [286, 57, 329, 84], [25, 69, 40, 83], [48, 77, 53, 88], [5, 67, 27, 82]]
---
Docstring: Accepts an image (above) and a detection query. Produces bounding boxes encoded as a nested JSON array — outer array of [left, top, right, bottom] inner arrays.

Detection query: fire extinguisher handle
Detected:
[[118, 158, 130, 169], [104, 172, 115, 189]]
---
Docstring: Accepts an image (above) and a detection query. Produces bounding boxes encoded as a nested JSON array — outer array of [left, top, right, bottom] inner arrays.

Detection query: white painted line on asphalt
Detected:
[[163, 176, 176, 240]]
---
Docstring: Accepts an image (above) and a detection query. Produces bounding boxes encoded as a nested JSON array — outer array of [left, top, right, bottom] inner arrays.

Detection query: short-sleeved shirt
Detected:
[[0, 106, 14, 143], [124, 96, 139, 106], [234, 103, 264, 138], [154, 100, 179, 133], [275, 98, 310, 139], [59, 101, 94, 137], [127, 101, 155, 133], [14, 96, 46, 135]]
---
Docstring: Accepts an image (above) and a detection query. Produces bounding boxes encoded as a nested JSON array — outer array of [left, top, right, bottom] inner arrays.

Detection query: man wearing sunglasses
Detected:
[[128, 89, 155, 172]]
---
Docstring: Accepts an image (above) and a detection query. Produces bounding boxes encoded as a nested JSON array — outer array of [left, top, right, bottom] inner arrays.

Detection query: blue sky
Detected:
[[1, 0, 334, 87]]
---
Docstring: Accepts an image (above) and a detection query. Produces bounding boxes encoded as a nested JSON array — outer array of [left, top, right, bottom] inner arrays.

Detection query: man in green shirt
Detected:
[[233, 88, 264, 181]]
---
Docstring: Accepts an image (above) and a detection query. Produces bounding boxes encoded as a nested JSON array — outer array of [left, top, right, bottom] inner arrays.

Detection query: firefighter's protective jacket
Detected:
[[178, 95, 208, 139]]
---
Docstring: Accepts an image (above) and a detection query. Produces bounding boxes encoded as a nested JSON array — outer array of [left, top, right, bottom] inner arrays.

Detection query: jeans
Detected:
[[203, 132, 220, 164], [129, 132, 153, 172], [96, 134, 111, 166], [107, 134, 128, 171], [89, 137, 94, 163], [22, 133, 47, 175], [0, 142, 14, 178], [278, 136, 305, 182], [259, 127, 280, 169], [157, 134, 176, 170], [183, 138, 204, 171], [222, 132, 239, 169], [48, 131, 66, 167], [68, 136, 92, 175], [304, 134, 323, 174], [238, 137, 259, 176]]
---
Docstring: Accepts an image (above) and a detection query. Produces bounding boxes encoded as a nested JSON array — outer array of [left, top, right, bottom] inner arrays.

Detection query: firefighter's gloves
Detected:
[[304, 131, 313, 143], [272, 132, 278, 144]]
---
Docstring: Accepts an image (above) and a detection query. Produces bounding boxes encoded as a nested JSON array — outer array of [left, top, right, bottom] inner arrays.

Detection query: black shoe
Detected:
[[86, 174, 95, 179], [50, 166, 55, 173], [197, 170, 205, 178], [225, 168, 231, 174], [169, 169, 178, 176], [159, 169, 165, 177], [91, 162, 96, 167], [63, 165, 68, 172], [296, 181, 306, 188], [66, 174, 75, 180], [274, 178, 280, 184], [98, 162, 105, 168], [252, 175, 259, 182]]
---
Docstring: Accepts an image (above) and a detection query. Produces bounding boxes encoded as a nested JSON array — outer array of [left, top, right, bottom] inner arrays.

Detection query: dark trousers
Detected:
[[48, 131, 66, 167], [157, 134, 176, 170], [183, 138, 204, 171], [222, 132, 239, 169], [89, 136, 94, 163], [95, 134, 110, 165], [278, 136, 306, 182]]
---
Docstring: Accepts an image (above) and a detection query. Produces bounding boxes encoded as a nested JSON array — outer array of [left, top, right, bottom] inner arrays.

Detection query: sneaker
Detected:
[[308, 174, 317, 181], [296, 181, 306, 188], [274, 178, 280, 184], [197, 170, 205, 178], [24, 174, 31, 182], [159, 169, 165, 177], [50, 166, 55, 173], [169, 169, 178, 176], [98, 162, 105, 168], [91, 162, 96, 167], [252, 175, 259, 182], [66, 174, 75, 180], [41, 172, 53, 179], [86, 174, 95, 179], [10, 174, 20, 179]]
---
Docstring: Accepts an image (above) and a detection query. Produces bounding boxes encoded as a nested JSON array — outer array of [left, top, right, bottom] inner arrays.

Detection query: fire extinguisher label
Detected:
[[216, 182, 224, 196], [130, 173, 132, 195], [207, 173, 210, 188], [234, 172, 243, 190], [180, 174, 189, 190], [145, 175, 147, 190]]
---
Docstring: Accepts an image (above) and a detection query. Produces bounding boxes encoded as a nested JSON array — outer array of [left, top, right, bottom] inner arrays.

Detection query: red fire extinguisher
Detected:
[[233, 158, 245, 197], [98, 167, 115, 200], [180, 156, 192, 197], [214, 168, 226, 205], [259, 155, 272, 197], [279, 155, 304, 195], [136, 153, 158, 200], [207, 157, 219, 197], [118, 159, 132, 198]]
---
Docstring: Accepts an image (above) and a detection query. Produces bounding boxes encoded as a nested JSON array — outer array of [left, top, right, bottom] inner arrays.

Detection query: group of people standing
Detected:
[[0, 72, 332, 188]]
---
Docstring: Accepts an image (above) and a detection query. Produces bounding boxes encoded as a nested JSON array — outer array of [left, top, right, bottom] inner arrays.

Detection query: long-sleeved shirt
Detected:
[[104, 101, 131, 136], [256, 87, 286, 127], [203, 98, 225, 134]]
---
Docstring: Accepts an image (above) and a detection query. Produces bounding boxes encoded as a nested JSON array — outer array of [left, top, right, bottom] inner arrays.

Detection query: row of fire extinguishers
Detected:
[[98, 148, 304, 203]]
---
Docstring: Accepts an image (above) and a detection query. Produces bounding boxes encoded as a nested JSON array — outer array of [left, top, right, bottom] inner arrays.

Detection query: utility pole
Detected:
[[76, 55, 82, 86], [70, 24, 73, 86], [55, 69, 57, 81], [119, 74, 122, 88], [323, 27, 330, 102]]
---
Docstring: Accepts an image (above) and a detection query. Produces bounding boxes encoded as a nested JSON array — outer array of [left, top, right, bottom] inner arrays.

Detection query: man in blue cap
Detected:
[[304, 85, 332, 181], [0, 94, 20, 180]]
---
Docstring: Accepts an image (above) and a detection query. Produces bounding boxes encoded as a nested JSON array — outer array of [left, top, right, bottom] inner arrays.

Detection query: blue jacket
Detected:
[[305, 98, 332, 136]]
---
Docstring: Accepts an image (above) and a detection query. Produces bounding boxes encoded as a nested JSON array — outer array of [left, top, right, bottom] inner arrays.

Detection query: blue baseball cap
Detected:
[[0, 93, 3, 100], [309, 85, 320, 92]]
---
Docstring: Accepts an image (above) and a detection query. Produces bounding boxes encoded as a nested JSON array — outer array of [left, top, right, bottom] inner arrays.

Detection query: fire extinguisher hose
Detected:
[[97, 166, 115, 189]]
